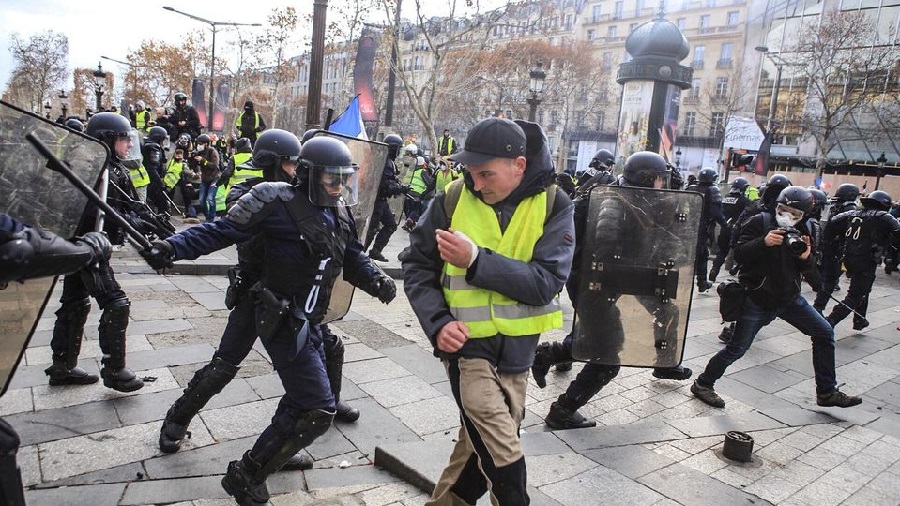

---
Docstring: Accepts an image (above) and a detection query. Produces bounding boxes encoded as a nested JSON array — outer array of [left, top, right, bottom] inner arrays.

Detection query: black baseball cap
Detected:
[[451, 117, 526, 166]]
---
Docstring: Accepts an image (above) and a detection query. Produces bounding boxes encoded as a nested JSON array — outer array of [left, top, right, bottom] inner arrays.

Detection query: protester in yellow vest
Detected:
[[216, 138, 259, 214], [235, 101, 267, 144], [133, 100, 152, 132], [401, 117, 574, 505], [433, 159, 459, 195]]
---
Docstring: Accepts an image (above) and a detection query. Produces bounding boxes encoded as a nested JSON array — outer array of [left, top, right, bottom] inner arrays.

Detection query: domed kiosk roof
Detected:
[[625, 18, 690, 61]]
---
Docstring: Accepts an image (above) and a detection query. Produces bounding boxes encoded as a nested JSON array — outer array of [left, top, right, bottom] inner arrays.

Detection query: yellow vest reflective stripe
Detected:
[[236, 111, 259, 129], [215, 184, 228, 212], [130, 164, 151, 188], [405, 168, 428, 194], [230, 154, 259, 184], [441, 187, 562, 338], [439, 137, 455, 154], [163, 160, 184, 188], [135, 110, 151, 131], [435, 170, 457, 194]]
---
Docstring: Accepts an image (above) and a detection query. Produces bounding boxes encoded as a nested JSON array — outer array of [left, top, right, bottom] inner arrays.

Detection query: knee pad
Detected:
[[96, 291, 129, 312], [56, 297, 91, 321], [322, 328, 344, 361], [272, 404, 333, 446]]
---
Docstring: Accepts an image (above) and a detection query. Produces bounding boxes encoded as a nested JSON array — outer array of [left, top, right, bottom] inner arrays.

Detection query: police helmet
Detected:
[[833, 183, 860, 202], [146, 126, 168, 145], [698, 167, 718, 184], [85, 112, 132, 150], [65, 118, 84, 132], [761, 173, 792, 205], [807, 188, 827, 213], [731, 177, 749, 192], [235, 137, 252, 153], [767, 173, 792, 188], [252, 129, 302, 181], [299, 136, 359, 207], [776, 186, 814, 215], [174, 92, 188, 105], [301, 128, 319, 144], [622, 151, 670, 188], [383, 134, 403, 146], [589, 148, 615, 169], [136, 100, 146, 110], [195, 134, 211, 145], [860, 190, 892, 211]]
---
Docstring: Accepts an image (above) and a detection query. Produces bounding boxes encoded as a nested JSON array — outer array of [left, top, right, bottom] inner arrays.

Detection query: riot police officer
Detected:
[[47, 113, 145, 393], [143, 125, 171, 214], [578, 148, 616, 187], [1, 214, 114, 506], [531, 152, 692, 430], [142, 133, 396, 506], [709, 177, 751, 282], [364, 133, 406, 262], [686, 167, 727, 292], [823, 190, 900, 330], [813, 183, 859, 313], [170, 92, 201, 140]]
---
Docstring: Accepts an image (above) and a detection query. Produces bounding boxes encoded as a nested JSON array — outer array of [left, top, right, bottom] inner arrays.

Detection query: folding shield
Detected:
[[571, 185, 702, 368], [312, 131, 389, 323], [0, 101, 108, 395]]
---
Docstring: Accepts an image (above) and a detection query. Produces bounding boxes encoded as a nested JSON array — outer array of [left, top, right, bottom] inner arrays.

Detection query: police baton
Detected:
[[827, 294, 870, 328], [25, 132, 154, 251]]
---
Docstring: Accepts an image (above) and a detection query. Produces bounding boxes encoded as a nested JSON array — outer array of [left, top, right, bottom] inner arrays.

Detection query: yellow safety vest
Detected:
[[163, 159, 184, 189], [135, 110, 152, 131], [434, 169, 458, 195], [404, 167, 428, 194], [236, 111, 260, 130], [441, 185, 562, 338], [215, 184, 228, 213], [130, 164, 151, 188], [229, 153, 259, 185], [438, 136, 456, 155]]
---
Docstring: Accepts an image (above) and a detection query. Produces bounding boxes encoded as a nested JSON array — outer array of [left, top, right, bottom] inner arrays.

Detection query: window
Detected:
[[710, 112, 725, 137], [727, 11, 739, 25], [690, 78, 701, 98], [684, 112, 696, 136], [635, 0, 645, 16], [587, 29, 596, 40], [676, 18, 686, 30], [607, 25, 618, 38], [693, 46, 705, 68], [699, 15, 710, 29], [719, 42, 733, 67], [592, 5, 602, 23], [715, 77, 729, 97], [614, 1, 624, 19], [602, 52, 613, 69], [564, 14, 573, 30], [630, 23, 638, 33]]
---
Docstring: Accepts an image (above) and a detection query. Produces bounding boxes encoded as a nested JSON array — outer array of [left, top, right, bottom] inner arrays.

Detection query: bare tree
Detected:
[[786, 8, 898, 175], [126, 39, 195, 108], [252, 7, 300, 128], [6, 31, 68, 113]]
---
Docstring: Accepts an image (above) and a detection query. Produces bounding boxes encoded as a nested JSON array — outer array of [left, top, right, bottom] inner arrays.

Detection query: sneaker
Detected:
[[368, 250, 388, 262], [691, 380, 725, 408], [817, 390, 862, 408], [280, 452, 314, 471], [334, 401, 360, 423], [852, 320, 869, 331], [545, 402, 597, 430], [652, 365, 692, 380]]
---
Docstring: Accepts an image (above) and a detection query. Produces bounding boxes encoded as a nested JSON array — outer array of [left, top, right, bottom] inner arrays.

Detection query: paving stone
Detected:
[[343, 357, 412, 385], [113, 377, 260, 426], [541, 465, 664, 506], [781, 480, 852, 506], [125, 343, 217, 372], [327, 397, 420, 458], [520, 431, 570, 456], [389, 396, 460, 436], [554, 420, 686, 452], [834, 334, 896, 366], [305, 464, 400, 491], [245, 372, 285, 399], [638, 462, 773, 506], [38, 461, 147, 487], [358, 375, 442, 408], [128, 318, 194, 336], [742, 473, 802, 504], [24, 483, 126, 506], [333, 320, 411, 350], [8, 399, 121, 446], [581, 445, 676, 480], [7, 362, 61, 390], [200, 398, 279, 441], [32, 367, 177, 411], [380, 345, 448, 384], [120, 475, 229, 505], [0, 387, 33, 416], [525, 453, 598, 487], [729, 364, 807, 394], [344, 342, 386, 363], [189, 291, 229, 311], [668, 411, 786, 438], [307, 426, 358, 460], [18, 444, 40, 487], [144, 437, 253, 479], [865, 412, 900, 440], [168, 276, 222, 293], [38, 421, 215, 482], [758, 407, 840, 427]]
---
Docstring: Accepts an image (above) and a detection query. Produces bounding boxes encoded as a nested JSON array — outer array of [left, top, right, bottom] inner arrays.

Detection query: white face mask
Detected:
[[775, 212, 800, 228]]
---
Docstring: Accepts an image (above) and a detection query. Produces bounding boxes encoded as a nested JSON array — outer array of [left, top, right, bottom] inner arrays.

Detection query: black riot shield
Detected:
[[306, 131, 388, 323], [571, 185, 702, 368], [0, 101, 108, 395]]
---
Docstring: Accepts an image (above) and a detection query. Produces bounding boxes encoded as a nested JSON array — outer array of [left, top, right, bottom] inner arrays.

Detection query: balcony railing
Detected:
[[716, 59, 733, 69], [691, 60, 705, 69]]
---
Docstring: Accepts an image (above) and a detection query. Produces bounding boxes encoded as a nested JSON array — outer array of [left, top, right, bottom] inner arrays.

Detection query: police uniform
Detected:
[[709, 183, 751, 281], [364, 145, 405, 259], [686, 176, 727, 291], [813, 198, 858, 312]]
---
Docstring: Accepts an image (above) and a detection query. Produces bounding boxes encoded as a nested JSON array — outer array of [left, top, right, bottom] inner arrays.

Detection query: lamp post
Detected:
[[92, 62, 107, 112], [163, 7, 261, 131], [675, 148, 682, 168], [101, 55, 139, 103], [44, 101, 52, 119], [875, 151, 887, 190], [526, 60, 546, 122], [59, 90, 69, 119]]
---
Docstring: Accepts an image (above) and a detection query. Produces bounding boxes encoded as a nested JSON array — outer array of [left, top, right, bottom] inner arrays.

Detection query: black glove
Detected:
[[74, 231, 112, 263], [140, 240, 175, 270], [372, 275, 396, 304]]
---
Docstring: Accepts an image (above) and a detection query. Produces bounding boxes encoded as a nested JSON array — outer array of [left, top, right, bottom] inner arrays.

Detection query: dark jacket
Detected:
[[401, 121, 574, 373]]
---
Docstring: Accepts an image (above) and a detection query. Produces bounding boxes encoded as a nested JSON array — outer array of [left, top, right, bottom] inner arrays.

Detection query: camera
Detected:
[[780, 227, 807, 256]]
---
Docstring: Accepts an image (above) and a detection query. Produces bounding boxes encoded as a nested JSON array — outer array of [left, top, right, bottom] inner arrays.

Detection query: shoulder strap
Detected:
[[760, 211, 771, 231], [443, 179, 559, 223]]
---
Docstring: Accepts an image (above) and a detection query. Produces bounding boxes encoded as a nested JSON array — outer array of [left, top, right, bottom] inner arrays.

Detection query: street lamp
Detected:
[[59, 90, 69, 119], [675, 148, 682, 168], [754, 46, 787, 138], [526, 60, 546, 122], [92, 62, 107, 112], [101, 55, 139, 103], [44, 100, 52, 119], [163, 6, 261, 131], [875, 151, 887, 190]]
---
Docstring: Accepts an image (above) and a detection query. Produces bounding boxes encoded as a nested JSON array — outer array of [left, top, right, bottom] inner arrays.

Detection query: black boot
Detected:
[[160, 357, 239, 453], [545, 394, 596, 430], [279, 452, 314, 471], [47, 299, 97, 386], [323, 327, 360, 423], [97, 300, 144, 393], [221, 451, 272, 506], [697, 272, 713, 292], [554, 362, 573, 372], [709, 265, 721, 283], [368, 249, 388, 262], [532, 341, 570, 388], [652, 365, 692, 380]]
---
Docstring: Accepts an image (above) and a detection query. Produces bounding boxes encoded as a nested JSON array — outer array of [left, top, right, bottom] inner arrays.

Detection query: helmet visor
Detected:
[[123, 128, 142, 161], [309, 165, 359, 207]]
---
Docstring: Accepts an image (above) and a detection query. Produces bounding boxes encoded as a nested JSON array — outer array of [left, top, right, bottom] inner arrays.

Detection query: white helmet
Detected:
[[404, 143, 418, 156]]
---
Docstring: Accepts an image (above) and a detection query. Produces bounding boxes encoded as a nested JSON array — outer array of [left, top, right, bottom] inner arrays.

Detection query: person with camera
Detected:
[[822, 190, 900, 330], [190, 133, 221, 222], [691, 186, 862, 409]]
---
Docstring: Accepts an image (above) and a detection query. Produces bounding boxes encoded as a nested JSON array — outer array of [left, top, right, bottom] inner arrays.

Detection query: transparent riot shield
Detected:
[[389, 154, 416, 219], [307, 131, 388, 323], [0, 101, 108, 395], [571, 185, 702, 368]]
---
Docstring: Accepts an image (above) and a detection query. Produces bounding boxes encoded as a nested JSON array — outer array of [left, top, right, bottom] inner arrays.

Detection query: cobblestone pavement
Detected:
[[5, 223, 900, 506]]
